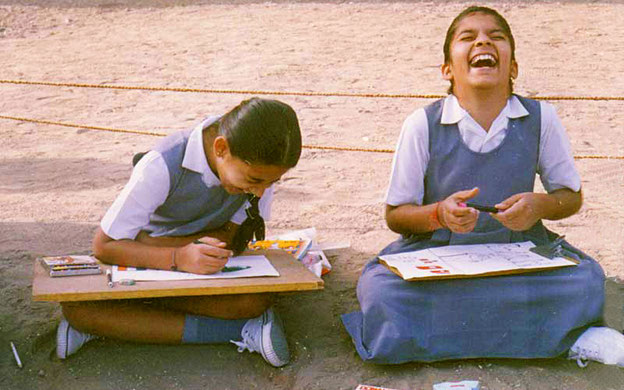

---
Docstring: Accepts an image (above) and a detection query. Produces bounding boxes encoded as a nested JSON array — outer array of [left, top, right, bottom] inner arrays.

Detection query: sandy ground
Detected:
[[1, 1, 623, 389]]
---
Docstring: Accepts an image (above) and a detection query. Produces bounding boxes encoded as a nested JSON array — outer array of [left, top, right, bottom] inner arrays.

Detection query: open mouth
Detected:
[[470, 53, 497, 68]]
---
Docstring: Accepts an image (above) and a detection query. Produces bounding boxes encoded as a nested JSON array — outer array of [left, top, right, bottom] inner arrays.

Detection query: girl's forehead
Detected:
[[454, 12, 504, 34]]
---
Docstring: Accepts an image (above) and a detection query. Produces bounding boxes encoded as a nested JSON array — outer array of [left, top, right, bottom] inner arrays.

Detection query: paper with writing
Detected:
[[111, 255, 279, 282], [378, 241, 577, 281]]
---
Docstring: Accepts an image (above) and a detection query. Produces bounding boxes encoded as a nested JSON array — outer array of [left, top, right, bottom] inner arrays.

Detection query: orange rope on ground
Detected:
[[2, 79, 624, 101], [0, 79, 444, 99], [1, 114, 622, 160], [0, 114, 167, 137]]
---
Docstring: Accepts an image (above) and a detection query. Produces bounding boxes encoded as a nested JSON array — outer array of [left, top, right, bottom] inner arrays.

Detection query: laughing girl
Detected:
[[342, 6, 624, 367]]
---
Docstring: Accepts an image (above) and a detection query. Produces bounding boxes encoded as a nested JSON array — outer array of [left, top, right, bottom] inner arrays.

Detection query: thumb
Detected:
[[453, 187, 480, 202], [496, 193, 522, 210], [195, 237, 227, 247]]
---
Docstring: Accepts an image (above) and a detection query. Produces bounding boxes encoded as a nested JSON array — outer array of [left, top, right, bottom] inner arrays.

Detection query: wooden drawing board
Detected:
[[32, 250, 324, 302]]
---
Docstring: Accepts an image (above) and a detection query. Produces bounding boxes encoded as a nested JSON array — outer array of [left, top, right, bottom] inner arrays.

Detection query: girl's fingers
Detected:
[[446, 211, 478, 232], [497, 202, 523, 220], [197, 257, 229, 274], [449, 220, 477, 233], [204, 256, 229, 267], [496, 193, 523, 211], [197, 244, 233, 259], [451, 206, 477, 217], [453, 187, 480, 202], [490, 213, 504, 224], [195, 237, 227, 247]]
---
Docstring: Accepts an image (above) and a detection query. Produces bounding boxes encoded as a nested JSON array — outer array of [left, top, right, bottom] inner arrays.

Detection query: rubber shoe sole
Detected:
[[260, 309, 290, 367]]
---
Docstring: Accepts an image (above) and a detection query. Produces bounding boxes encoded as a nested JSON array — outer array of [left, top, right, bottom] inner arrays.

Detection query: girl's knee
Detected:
[[357, 271, 394, 308], [229, 293, 274, 318], [61, 302, 102, 331], [62, 302, 90, 319], [163, 293, 274, 319]]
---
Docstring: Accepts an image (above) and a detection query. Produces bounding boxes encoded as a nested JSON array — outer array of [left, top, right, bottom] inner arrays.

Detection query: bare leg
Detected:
[[156, 293, 274, 319], [61, 293, 274, 343], [62, 299, 185, 343]]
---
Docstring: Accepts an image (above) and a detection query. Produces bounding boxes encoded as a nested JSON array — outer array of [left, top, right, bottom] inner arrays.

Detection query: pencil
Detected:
[[10, 341, 23, 368]]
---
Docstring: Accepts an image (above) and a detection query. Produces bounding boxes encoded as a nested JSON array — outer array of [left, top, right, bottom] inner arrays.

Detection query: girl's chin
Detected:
[[468, 70, 508, 85], [467, 77, 508, 90], [223, 185, 244, 194]]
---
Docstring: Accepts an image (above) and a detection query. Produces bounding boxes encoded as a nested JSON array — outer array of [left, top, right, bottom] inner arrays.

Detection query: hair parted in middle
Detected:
[[443, 6, 516, 94]]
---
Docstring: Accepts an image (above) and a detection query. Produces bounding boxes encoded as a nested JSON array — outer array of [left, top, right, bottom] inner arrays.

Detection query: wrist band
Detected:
[[170, 248, 177, 271], [429, 202, 443, 230]]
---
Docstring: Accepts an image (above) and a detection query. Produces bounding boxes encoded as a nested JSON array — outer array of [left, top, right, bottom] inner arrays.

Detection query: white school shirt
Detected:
[[385, 94, 581, 206], [101, 121, 273, 240]]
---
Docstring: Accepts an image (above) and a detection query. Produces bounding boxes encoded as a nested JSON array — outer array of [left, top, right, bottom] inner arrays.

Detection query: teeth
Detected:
[[470, 54, 496, 65]]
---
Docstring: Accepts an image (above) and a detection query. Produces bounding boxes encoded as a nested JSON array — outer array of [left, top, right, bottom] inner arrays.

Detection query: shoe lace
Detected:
[[574, 354, 589, 368], [230, 324, 261, 354], [571, 347, 591, 368], [231, 339, 252, 353]]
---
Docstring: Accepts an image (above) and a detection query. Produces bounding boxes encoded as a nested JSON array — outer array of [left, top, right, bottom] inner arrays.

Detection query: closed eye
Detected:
[[457, 33, 475, 41], [246, 177, 280, 186], [247, 178, 263, 184]]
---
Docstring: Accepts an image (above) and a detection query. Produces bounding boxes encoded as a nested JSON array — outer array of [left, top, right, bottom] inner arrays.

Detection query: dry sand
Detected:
[[1, 1, 623, 389]]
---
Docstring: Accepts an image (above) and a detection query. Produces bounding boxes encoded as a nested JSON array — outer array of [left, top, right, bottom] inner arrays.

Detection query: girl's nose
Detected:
[[475, 33, 493, 46]]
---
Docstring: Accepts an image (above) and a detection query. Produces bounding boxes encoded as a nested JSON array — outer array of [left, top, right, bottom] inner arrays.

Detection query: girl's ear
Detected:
[[213, 135, 231, 159], [510, 59, 518, 80], [441, 63, 453, 82]]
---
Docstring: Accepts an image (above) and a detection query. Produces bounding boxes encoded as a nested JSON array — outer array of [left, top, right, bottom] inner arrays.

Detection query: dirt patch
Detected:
[[1, 1, 623, 389]]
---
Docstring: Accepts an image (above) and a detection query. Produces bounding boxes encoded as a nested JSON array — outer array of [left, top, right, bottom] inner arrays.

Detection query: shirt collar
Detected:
[[181, 116, 221, 187], [506, 95, 530, 119], [440, 94, 529, 125]]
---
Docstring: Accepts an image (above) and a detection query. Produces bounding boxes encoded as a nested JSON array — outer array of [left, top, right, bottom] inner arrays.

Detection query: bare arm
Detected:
[[385, 203, 441, 235], [491, 188, 582, 231], [386, 188, 480, 235], [92, 224, 238, 274], [134, 222, 240, 248]]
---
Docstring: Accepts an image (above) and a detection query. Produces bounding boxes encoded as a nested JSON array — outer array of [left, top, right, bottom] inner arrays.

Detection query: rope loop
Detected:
[[1, 78, 623, 159], [2, 79, 624, 101], [1, 114, 622, 160]]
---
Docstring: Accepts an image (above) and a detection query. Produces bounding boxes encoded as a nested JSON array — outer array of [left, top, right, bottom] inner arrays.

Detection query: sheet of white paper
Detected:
[[111, 255, 279, 282], [379, 241, 577, 280], [310, 241, 351, 252], [270, 227, 317, 242]]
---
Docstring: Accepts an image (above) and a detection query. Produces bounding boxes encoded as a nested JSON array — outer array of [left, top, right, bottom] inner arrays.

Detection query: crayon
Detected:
[[221, 266, 251, 273], [462, 202, 499, 213]]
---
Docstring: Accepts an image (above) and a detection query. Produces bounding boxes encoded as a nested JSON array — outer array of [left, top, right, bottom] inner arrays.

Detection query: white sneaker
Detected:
[[568, 327, 624, 368], [231, 308, 290, 367], [56, 317, 97, 359]]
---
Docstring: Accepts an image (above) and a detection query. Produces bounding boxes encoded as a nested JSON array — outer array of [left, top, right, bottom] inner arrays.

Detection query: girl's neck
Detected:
[[202, 130, 220, 179], [454, 86, 511, 132]]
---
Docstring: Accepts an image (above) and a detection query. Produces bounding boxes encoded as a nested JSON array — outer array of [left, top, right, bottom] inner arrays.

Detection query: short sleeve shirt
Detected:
[[101, 121, 273, 240], [385, 95, 581, 206]]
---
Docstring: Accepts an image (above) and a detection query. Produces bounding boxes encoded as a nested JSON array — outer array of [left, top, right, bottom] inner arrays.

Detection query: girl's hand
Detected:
[[438, 187, 480, 233], [176, 237, 233, 274], [491, 192, 543, 231]]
